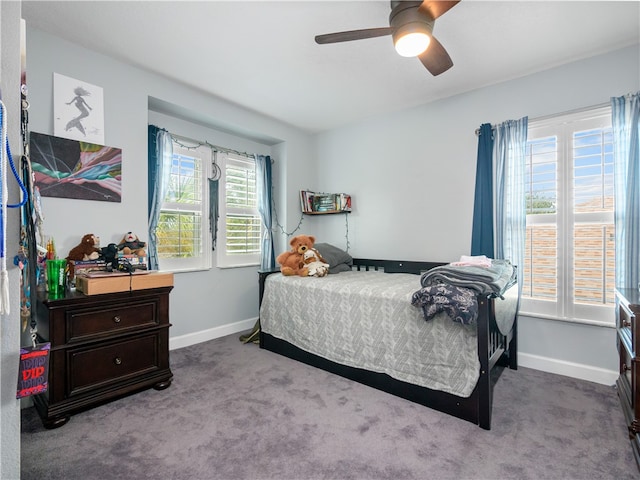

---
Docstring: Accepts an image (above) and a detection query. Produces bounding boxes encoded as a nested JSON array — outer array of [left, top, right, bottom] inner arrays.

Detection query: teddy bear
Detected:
[[276, 234, 318, 277], [117, 231, 147, 257], [302, 248, 329, 277], [66, 233, 101, 278]]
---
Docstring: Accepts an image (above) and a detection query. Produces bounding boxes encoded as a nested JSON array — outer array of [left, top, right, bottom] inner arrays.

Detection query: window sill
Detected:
[[518, 310, 615, 328], [216, 263, 260, 269], [159, 266, 210, 274]]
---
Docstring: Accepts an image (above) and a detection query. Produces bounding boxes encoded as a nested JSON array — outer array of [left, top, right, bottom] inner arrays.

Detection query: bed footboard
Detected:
[[476, 291, 518, 428]]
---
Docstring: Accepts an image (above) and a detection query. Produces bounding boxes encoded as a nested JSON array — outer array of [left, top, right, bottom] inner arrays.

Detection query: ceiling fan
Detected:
[[315, 1, 460, 76]]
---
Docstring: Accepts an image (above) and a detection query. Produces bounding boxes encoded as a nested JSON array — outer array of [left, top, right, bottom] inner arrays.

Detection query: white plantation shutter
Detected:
[[217, 154, 261, 267], [521, 107, 614, 325], [157, 142, 211, 272], [524, 135, 558, 301], [572, 128, 615, 310]]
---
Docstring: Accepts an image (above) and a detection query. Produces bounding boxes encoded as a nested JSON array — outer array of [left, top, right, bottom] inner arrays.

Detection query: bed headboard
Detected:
[[351, 258, 447, 275]]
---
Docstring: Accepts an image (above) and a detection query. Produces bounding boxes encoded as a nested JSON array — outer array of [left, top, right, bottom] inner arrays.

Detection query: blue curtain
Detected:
[[147, 125, 173, 271], [471, 118, 528, 289], [471, 123, 495, 257], [494, 118, 528, 289], [612, 92, 640, 290], [256, 154, 275, 269], [239, 154, 274, 344]]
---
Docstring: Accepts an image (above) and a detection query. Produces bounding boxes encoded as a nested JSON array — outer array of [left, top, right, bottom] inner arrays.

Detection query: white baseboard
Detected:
[[518, 352, 618, 386], [169, 317, 257, 351]]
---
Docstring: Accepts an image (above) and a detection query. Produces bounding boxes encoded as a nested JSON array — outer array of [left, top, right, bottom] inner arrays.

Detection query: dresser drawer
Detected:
[[619, 301, 637, 356], [66, 300, 159, 343], [620, 338, 634, 409], [67, 333, 161, 396]]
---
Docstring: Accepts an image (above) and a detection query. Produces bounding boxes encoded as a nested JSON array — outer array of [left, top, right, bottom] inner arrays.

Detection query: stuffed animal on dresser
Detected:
[[276, 234, 319, 277], [302, 248, 329, 277], [117, 231, 147, 257], [66, 233, 101, 262], [100, 243, 119, 271], [66, 233, 101, 278]]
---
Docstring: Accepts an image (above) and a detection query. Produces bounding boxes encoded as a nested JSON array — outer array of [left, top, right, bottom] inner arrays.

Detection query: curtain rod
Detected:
[[474, 100, 611, 136], [153, 125, 277, 163], [170, 132, 276, 164]]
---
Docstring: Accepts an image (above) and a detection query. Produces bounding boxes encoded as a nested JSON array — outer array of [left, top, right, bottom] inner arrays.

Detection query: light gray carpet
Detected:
[[21, 333, 637, 480]]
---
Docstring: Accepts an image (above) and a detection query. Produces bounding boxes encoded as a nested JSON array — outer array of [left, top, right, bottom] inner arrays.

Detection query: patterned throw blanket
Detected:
[[411, 284, 478, 325], [412, 259, 518, 326]]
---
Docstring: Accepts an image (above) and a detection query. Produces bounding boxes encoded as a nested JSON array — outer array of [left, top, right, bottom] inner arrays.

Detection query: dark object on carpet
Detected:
[[22, 333, 637, 480]]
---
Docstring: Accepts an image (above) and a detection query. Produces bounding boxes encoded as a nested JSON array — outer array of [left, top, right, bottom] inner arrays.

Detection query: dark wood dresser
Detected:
[[32, 286, 173, 428], [616, 287, 640, 469]]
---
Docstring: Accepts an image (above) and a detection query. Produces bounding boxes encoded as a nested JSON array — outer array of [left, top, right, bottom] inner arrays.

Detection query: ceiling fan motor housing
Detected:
[[389, 1, 435, 37]]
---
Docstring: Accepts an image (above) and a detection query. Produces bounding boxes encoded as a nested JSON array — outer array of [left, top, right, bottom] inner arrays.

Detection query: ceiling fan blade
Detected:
[[315, 27, 392, 44], [419, 1, 460, 20], [418, 36, 453, 76]]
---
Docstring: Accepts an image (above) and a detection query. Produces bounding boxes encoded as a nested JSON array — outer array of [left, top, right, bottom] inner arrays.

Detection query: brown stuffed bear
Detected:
[[66, 233, 101, 278], [276, 234, 319, 276]]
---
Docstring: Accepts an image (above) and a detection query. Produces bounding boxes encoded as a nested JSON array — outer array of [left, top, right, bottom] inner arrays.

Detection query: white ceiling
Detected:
[[21, 0, 640, 133]]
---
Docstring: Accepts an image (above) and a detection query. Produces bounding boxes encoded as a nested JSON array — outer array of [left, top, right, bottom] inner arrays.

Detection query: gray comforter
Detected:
[[260, 271, 481, 398]]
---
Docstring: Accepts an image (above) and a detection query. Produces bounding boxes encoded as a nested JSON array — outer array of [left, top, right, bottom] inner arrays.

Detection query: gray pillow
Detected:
[[314, 243, 353, 274]]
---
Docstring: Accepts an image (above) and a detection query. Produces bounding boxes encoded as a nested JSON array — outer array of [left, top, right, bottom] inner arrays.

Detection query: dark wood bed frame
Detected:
[[258, 258, 518, 430]]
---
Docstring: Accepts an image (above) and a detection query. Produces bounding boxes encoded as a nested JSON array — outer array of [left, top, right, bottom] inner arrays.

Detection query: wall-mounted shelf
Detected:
[[300, 190, 351, 214], [303, 210, 350, 215]]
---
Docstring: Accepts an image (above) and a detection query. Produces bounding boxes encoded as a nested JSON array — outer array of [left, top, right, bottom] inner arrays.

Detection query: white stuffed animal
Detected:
[[302, 248, 329, 277]]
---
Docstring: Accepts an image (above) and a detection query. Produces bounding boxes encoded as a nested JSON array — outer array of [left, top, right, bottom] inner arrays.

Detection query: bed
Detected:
[[258, 254, 518, 430]]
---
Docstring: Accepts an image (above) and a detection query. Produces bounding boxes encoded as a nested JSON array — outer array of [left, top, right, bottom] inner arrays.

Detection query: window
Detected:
[[157, 140, 211, 272], [521, 106, 614, 324], [216, 152, 261, 268]]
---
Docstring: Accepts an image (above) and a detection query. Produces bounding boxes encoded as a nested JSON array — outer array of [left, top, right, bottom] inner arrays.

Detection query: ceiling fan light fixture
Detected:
[[394, 30, 430, 57], [389, 3, 434, 58]]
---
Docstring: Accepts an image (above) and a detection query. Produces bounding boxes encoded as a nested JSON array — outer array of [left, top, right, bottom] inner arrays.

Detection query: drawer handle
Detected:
[[113, 316, 121, 324], [114, 357, 122, 365]]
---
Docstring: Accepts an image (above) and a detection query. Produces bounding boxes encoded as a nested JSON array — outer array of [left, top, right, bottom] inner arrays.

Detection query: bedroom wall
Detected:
[[1, 3, 25, 478], [24, 26, 315, 348], [313, 44, 640, 384]]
